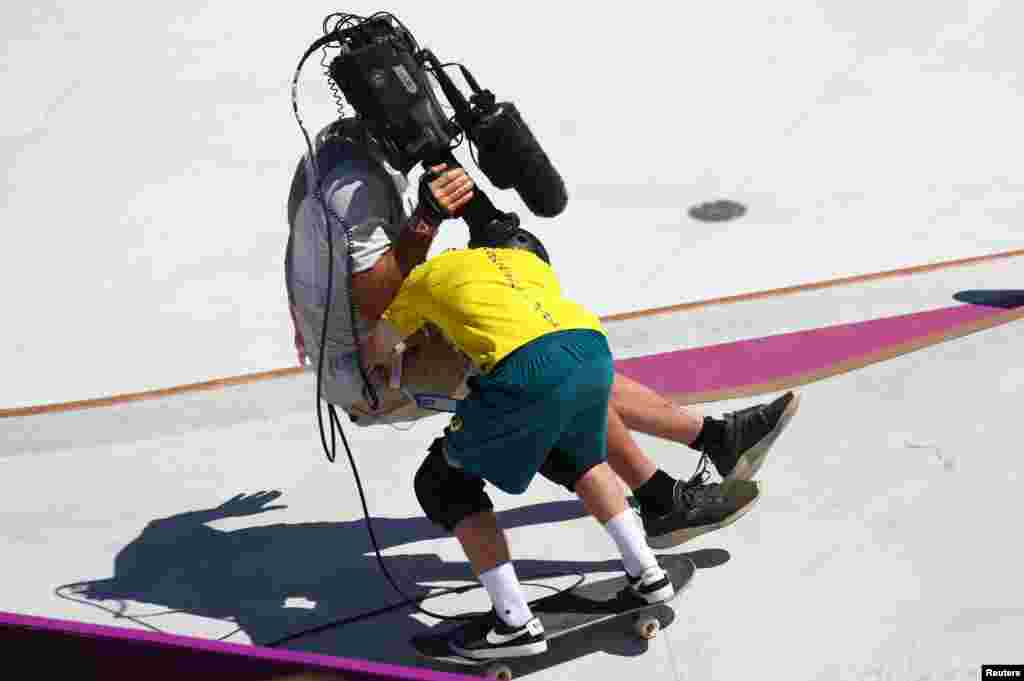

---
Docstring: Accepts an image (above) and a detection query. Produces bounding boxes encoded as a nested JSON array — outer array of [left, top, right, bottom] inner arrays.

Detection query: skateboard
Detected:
[[411, 553, 695, 680]]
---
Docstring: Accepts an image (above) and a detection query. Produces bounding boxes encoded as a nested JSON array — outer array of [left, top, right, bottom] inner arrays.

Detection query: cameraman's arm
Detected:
[[352, 164, 474, 321], [350, 209, 437, 321]]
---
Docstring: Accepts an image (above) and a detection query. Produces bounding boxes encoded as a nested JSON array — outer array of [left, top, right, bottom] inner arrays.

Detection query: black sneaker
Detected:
[[627, 565, 675, 604], [640, 478, 760, 549], [448, 611, 547, 660], [707, 392, 801, 482]]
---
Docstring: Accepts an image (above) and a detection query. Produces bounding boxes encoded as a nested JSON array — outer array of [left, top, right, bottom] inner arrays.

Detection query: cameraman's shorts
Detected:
[[444, 329, 613, 494]]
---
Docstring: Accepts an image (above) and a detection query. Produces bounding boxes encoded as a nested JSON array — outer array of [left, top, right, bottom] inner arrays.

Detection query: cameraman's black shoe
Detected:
[[706, 392, 800, 483], [640, 478, 760, 549]]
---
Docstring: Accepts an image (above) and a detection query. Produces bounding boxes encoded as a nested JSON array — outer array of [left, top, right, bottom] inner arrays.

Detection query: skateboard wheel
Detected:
[[634, 615, 660, 640], [485, 663, 513, 680]]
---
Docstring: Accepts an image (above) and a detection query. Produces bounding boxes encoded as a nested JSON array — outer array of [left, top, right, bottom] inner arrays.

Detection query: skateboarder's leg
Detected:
[[546, 373, 674, 605], [600, 405, 688, 520], [451, 511, 539, 639], [542, 409, 669, 511], [413, 439, 539, 640], [439, 330, 668, 658], [604, 404, 657, 490], [573, 461, 628, 523], [572, 461, 667, 590], [452, 509, 510, 575], [547, 404, 773, 550]]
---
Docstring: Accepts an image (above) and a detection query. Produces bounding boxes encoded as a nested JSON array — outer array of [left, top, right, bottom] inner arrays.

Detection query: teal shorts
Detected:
[[444, 329, 613, 494]]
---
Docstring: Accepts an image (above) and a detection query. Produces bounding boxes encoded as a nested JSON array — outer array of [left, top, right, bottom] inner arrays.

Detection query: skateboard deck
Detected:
[[411, 553, 695, 679]]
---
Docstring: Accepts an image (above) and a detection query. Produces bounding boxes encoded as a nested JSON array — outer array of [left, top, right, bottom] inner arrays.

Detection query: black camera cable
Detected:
[[279, 15, 585, 642]]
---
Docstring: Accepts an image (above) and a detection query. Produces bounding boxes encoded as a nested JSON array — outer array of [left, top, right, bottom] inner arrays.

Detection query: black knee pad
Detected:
[[539, 447, 596, 493], [414, 437, 494, 532]]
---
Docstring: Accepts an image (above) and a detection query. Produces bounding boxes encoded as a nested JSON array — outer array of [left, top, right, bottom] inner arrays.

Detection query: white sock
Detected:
[[604, 509, 659, 578], [479, 562, 533, 628]]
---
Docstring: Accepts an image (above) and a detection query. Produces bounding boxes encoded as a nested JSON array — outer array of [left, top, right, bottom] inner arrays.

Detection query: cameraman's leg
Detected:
[[400, 325, 472, 398], [611, 372, 703, 446], [611, 372, 801, 483], [346, 326, 470, 426]]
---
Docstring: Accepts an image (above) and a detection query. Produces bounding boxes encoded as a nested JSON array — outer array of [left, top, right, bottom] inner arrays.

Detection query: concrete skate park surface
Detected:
[[2, 253, 1022, 680], [6, 2, 1024, 678]]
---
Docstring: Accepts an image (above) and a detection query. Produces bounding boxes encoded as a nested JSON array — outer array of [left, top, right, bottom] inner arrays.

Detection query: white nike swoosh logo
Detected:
[[485, 628, 525, 646]]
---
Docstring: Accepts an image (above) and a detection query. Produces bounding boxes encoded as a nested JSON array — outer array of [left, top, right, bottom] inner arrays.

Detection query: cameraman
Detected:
[[285, 117, 476, 421]]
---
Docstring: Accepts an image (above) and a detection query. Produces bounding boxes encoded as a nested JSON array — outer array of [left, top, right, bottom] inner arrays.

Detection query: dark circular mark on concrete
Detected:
[[953, 290, 1024, 309], [688, 199, 747, 222]]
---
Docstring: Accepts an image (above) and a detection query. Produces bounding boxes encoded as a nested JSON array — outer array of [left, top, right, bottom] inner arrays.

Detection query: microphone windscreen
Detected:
[[517, 148, 568, 217], [472, 102, 569, 218]]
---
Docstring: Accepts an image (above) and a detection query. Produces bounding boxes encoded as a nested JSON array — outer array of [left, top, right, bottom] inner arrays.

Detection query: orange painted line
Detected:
[[0, 367, 307, 418], [602, 247, 1024, 322], [3, 248, 1022, 418]]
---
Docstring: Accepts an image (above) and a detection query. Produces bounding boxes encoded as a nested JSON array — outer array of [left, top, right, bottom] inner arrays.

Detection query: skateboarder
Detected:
[[285, 117, 800, 548], [359, 227, 783, 659], [360, 229, 673, 658]]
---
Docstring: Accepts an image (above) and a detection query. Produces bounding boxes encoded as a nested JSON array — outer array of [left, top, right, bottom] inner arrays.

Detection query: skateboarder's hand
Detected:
[[214, 491, 287, 518]]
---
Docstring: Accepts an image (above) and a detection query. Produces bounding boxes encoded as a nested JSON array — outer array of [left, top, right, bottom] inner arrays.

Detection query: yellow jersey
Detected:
[[383, 248, 605, 373]]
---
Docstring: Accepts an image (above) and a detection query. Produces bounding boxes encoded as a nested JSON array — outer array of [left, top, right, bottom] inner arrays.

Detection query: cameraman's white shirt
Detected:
[[286, 145, 417, 408]]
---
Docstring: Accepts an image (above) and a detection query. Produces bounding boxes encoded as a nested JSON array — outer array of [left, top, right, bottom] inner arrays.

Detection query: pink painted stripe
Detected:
[[613, 304, 1006, 396], [0, 610, 474, 681]]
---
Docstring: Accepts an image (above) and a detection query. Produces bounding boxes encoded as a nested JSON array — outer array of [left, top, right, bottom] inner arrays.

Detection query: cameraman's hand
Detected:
[[361, 319, 404, 362], [419, 163, 475, 222]]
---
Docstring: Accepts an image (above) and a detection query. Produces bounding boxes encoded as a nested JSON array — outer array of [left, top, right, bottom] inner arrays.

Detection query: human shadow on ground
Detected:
[[59, 490, 731, 667]]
